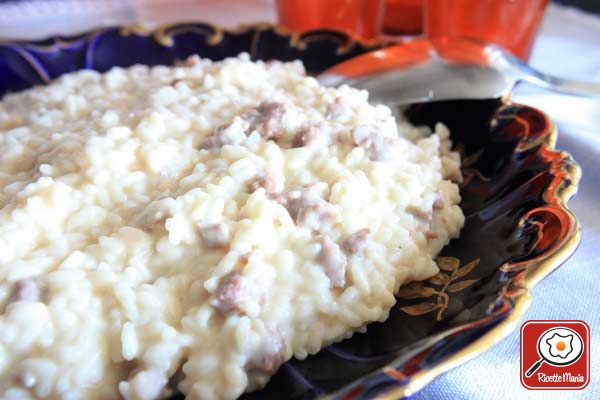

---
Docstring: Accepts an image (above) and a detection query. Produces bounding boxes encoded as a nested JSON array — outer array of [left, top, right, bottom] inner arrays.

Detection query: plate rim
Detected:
[[0, 22, 583, 399], [376, 115, 582, 399]]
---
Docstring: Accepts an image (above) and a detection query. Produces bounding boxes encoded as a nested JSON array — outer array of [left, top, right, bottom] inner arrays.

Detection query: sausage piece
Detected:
[[351, 125, 396, 161], [291, 124, 328, 148], [317, 236, 347, 288], [282, 185, 338, 229], [341, 229, 371, 255], [199, 119, 247, 149], [243, 102, 287, 139], [328, 97, 351, 120], [9, 279, 43, 303], [199, 223, 230, 248], [433, 191, 445, 210], [210, 272, 244, 315], [247, 172, 280, 195]]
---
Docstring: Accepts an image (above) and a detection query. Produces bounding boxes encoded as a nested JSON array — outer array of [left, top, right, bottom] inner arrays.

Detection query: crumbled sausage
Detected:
[[291, 124, 325, 148], [409, 192, 445, 241], [210, 272, 244, 315], [199, 102, 287, 149], [351, 125, 396, 161], [317, 236, 347, 288], [291, 125, 314, 148], [333, 130, 352, 147], [239, 252, 252, 265], [366, 136, 396, 161], [198, 133, 232, 150], [408, 204, 439, 241], [341, 228, 371, 255], [199, 119, 247, 149], [121, 368, 167, 400], [328, 97, 350, 120], [243, 101, 286, 139], [247, 172, 280, 194], [296, 201, 338, 230], [407, 205, 432, 221], [283, 186, 338, 229], [9, 279, 42, 303], [247, 324, 286, 374], [199, 223, 230, 248], [267, 192, 287, 204], [282, 189, 307, 221], [425, 231, 439, 239], [280, 183, 327, 212], [433, 191, 445, 210], [210, 269, 269, 316]]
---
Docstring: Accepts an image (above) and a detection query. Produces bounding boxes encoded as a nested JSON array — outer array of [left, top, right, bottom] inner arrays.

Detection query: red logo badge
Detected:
[[520, 320, 590, 390]]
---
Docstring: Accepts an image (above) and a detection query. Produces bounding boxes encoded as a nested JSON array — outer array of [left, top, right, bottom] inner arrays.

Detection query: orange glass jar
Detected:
[[276, 0, 384, 40], [424, 0, 549, 60], [382, 0, 424, 35]]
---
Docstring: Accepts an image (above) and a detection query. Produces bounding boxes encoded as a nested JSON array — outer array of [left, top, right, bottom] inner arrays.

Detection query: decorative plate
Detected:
[[0, 24, 581, 400]]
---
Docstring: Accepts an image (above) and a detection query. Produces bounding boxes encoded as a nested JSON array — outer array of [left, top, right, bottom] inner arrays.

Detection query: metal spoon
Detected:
[[318, 38, 600, 106]]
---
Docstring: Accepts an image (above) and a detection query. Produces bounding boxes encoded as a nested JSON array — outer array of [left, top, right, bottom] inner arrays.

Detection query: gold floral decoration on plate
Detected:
[[397, 257, 480, 321]]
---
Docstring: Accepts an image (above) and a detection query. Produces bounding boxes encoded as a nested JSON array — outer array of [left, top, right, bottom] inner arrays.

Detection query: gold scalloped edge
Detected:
[[0, 23, 386, 81], [0, 34, 93, 52], [375, 105, 582, 400], [118, 22, 385, 56], [120, 23, 223, 48], [269, 23, 385, 55]]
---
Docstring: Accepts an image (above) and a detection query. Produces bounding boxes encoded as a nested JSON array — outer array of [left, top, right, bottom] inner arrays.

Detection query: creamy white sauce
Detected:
[[0, 54, 464, 400]]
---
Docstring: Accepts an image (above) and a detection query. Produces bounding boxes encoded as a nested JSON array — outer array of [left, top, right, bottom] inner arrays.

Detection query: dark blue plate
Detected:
[[0, 24, 581, 400]]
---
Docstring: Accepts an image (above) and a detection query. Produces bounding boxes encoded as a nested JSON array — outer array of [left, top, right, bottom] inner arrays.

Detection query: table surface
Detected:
[[0, 1, 598, 399]]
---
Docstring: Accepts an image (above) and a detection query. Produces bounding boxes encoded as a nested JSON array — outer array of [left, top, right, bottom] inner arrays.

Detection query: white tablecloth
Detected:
[[1, 1, 598, 399]]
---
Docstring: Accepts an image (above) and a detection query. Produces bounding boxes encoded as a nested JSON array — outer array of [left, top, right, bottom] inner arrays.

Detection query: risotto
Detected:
[[0, 54, 464, 400]]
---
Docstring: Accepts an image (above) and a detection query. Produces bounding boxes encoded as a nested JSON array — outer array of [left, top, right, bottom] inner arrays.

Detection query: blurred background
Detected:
[[0, 0, 598, 82], [0, 1, 598, 37]]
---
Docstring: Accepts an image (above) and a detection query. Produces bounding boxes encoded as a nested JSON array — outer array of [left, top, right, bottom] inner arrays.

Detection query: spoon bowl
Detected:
[[318, 38, 600, 107]]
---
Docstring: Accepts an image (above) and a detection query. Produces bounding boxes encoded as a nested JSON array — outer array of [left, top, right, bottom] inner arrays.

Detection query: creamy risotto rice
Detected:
[[0, 54, 464, 400]]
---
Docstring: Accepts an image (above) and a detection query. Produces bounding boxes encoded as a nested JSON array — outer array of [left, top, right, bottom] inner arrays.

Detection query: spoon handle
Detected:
[[503, 51, 600, 97], [521, 69, 600, 97]]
